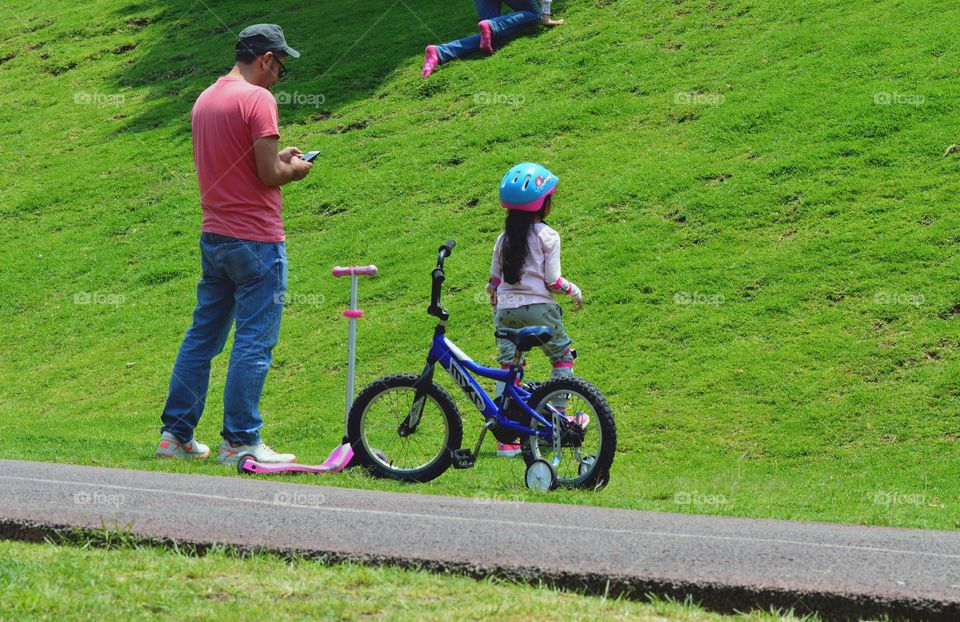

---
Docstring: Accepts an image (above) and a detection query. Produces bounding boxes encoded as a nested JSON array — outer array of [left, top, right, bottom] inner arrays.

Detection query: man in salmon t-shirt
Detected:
[[157, 24, 312, 465]]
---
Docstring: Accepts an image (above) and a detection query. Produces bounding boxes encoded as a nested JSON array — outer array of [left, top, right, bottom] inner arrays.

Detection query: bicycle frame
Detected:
[[403, 324, 557, 441], [394, 239, 559, 454]]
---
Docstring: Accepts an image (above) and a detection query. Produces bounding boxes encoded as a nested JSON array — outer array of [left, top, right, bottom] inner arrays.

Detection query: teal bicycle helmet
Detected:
[[499, 162, 558, 212]]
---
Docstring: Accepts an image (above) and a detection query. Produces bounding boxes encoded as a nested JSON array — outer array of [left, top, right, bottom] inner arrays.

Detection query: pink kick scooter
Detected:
[[237, 264, 379, 475]]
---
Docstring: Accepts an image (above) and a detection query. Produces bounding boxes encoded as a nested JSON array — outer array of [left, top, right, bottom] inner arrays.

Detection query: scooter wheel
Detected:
[[524, 459, 557, 492], [236, 453, 257, 475]]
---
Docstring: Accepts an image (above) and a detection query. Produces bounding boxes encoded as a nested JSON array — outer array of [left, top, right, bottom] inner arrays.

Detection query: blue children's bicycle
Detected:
[[346, 241, 616, 491]]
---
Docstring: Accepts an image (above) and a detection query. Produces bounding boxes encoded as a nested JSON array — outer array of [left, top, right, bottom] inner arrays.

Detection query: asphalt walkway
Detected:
[[1, 459, 957, 621]]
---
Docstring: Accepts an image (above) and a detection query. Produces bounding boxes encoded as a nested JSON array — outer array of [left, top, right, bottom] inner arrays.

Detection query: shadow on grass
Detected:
[[100, 0, 524, 136]]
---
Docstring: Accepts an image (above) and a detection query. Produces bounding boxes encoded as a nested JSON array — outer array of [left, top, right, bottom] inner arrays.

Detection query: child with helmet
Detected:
[[487, 163, 585, 457]]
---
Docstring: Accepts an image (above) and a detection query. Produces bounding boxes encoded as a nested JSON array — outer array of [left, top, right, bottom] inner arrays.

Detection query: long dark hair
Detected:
[[501, 196, 549, 284]]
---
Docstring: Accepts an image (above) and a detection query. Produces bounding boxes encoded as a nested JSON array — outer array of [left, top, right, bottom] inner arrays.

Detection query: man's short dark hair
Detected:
[[236, 48, 259, 64], [236, 46, 286, 65]]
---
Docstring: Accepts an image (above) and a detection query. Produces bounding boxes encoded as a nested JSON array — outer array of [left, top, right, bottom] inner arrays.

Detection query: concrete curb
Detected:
[[2, 516, 956, 621]]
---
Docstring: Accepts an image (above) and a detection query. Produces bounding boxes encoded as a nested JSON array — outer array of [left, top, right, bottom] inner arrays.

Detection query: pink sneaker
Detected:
[[497, 441, 522, 457], [566, 411, 590, 430], [554, 407, 590, 430], [421, 45, 439, 79], [478, 20, 494, 55]]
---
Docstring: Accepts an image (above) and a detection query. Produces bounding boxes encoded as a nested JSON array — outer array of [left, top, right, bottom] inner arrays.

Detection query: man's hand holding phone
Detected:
[[253, 139, 314, 186], [280, 148, 317, 181], [278, 146, 303, 163], [290, 152, 313, 181]]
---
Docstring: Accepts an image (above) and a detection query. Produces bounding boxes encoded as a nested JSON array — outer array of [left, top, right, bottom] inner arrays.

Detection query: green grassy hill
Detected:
[[1, 0, 958, 529]]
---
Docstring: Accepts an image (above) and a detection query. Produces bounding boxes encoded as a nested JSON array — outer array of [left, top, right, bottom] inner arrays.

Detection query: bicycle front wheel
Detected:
[[347, 373, 462, 483]]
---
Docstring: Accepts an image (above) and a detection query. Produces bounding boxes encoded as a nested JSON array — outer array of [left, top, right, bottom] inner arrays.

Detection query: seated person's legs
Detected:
[[480, 0, 540, 53]]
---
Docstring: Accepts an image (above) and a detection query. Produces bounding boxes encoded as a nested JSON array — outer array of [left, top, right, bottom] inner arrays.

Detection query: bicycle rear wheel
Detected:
[[347, 373, 462, 483], [520, 377, 616, 490]]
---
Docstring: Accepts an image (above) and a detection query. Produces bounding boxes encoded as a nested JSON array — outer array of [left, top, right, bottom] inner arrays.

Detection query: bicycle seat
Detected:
[[494, 326, 553, 351]]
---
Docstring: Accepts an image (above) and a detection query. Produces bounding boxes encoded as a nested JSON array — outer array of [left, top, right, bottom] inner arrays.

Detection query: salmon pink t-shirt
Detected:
[[191, 75, 284, 242]]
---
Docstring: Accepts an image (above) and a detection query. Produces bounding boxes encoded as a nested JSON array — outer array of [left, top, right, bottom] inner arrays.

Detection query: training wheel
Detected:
[[524, 459, 557, 491], [578, 454, 597, 477], [236, 453, 256, 475]]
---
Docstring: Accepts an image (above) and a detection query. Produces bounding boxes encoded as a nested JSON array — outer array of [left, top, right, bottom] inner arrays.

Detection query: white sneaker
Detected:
[[156, 431, 210, 460], [217, 441, 296, 465]]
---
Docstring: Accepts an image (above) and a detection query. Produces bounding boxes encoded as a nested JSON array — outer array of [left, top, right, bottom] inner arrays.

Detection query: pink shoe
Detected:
[[566, 411, 590, 430], [554, 407, 590, 430], [421, 45, 439, 79], [497, 441, 522, 457], [478, 20, 494, 55]]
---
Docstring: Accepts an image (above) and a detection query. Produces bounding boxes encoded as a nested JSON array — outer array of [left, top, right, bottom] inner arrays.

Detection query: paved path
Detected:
[[0, 459, 957, 620]]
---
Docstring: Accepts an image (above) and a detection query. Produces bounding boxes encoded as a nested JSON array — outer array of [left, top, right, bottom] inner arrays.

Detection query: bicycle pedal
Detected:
[[450, 448, 476, 469]]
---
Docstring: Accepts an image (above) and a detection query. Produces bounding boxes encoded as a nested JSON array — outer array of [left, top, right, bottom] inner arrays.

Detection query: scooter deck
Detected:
[[239, 443, 354, 475]]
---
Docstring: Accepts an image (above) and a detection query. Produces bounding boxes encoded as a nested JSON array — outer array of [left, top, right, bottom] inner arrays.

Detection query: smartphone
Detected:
[[301, 150, 320, 163]]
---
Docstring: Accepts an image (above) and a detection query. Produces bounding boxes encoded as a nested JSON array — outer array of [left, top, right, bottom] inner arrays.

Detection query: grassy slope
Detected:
[[0, 0, 958, 529], [0, 540, 815, 621]]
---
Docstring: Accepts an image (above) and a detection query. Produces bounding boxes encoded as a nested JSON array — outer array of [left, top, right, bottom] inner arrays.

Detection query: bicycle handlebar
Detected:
[[428, 240, 456, 320], [437, 240, 455, 266]]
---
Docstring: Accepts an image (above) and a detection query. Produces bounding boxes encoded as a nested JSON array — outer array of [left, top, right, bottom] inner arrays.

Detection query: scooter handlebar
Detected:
[[332, 265, 378, 278]]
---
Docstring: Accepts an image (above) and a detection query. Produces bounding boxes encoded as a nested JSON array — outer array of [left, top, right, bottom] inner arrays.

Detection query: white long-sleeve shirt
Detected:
[[490, 223, 564, 309], [541, 0, 553, 16]]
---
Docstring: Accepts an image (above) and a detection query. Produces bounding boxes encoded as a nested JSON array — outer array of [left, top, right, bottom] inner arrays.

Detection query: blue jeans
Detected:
[[434, 0, 541, 64], [161, 232, 287, 445]]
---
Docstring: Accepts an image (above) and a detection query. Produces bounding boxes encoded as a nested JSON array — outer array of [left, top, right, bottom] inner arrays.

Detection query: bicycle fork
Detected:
[[398, 361, 435, 437]]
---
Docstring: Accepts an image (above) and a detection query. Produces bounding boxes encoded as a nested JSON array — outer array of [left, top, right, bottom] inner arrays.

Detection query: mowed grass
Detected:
[[0, 0, 958, 529], [0, 539, 816, 622]]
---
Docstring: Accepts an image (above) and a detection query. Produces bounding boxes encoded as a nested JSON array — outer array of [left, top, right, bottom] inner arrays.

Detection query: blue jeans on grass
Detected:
[[161, 232, 287, 446], [435, 0, 541, 64]]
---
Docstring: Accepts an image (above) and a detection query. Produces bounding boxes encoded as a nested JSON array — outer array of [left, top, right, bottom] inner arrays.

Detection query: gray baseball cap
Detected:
[[235, 24, 300, 58]]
